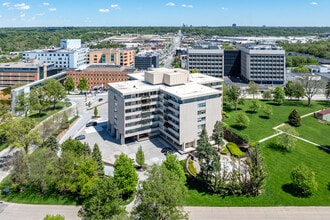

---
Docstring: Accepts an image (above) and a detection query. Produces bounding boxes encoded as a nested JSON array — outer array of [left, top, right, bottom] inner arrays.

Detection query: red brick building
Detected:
[[67, 64, 137, 91]]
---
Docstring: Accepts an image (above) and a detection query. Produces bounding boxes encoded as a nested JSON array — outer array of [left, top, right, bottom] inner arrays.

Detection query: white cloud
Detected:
[[111, 4, 120, 9], [310, 1, 318, 5], [48, 8, 56, 11], [43, 2, 50, 6], [181, 4, 193, 8], [36, 13, 45, 16], [2, 2, 10, 7], [221, 7, 228, 10], [14, 3, 30, 10], [99, 8, 110, 13], [166, 2, 175, 7], [20, 12, 25, 17]]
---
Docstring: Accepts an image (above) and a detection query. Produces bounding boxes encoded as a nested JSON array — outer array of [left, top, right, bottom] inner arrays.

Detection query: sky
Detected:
[[0, 0, 330, 27]]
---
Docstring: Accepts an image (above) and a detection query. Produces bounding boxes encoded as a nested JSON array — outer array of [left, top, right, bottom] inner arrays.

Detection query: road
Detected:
[[1, 203, 330, 220], [163, 31, 181, 68]]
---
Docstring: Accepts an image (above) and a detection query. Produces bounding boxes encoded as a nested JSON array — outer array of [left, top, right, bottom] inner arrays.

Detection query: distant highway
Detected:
[[163, 31, 182, 68]]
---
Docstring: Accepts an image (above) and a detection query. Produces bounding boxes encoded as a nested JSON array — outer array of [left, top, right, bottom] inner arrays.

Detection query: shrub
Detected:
[[223, 124, 250, 144], [222, 111, 230, 118], [291, 163, 318, 197], [226, 142, 245, 157], [220, 146, 229, 155], [188, 160, 197, 177]]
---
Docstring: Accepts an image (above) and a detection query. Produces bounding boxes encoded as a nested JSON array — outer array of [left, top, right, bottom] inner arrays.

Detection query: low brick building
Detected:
[[67, 64, 137, 91]]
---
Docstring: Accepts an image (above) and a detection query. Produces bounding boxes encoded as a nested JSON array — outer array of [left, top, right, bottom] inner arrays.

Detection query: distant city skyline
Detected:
[[0, 0, 329, 27]]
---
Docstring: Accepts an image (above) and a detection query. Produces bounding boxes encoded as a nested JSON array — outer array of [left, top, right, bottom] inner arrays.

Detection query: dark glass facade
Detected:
[[224, 50, 241, 77]]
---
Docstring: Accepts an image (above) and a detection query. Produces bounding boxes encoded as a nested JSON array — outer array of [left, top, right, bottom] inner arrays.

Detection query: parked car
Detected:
[[86, 121, 97, 127], [161, 147, 172, 154], [98, 98, 103, 102], [74, 135, 85, 140]]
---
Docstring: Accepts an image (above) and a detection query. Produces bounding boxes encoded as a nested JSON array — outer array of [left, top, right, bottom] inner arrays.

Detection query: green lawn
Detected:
[[295, 115, 330, 146], [185, 139, 330, 206], [185, 100, 330, 206], [223, 100, 330, 142]]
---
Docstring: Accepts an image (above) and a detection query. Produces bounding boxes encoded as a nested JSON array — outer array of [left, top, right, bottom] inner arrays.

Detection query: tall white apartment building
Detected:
[[108, 68, 222, 153], [187, 43, 224, 78], [239, 44, 286, 84], [22, 39, 89, 69]]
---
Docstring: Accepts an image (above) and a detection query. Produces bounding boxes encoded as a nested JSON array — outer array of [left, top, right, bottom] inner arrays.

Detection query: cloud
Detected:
[[43, 2, 50, 6], [221, 7, 228, 10], [181, 4, 193, 8], [2, 2, 10, 7], [14, 3, 30, 10], [20, 12, 25, 17], [310, 1, 318, 5], [36, 13, 45, 16], [111, 4, 120, 9], [99, 8, 110, 13], [48, 8, 56, 11], [166, 2, 175, 7]]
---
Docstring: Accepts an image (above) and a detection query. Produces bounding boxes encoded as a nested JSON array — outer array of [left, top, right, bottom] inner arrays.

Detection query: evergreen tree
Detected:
[[325, 79, 330, 100], [92, 143, 104, 177], [135, 145, 145, 168], [288, 109, 301, 127], [212, 120, 224, 150], [94, 106, 98, 117]]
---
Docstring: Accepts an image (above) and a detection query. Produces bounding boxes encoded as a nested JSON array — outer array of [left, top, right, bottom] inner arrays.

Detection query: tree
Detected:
[[30, 86, 48, 117], [94, 106, 98, 117], [77, 76, 88, 93], [92, 143, 104, 177], [5, 117, 41, 153], [196, 129, 221, 192], [43, 78, 66, 110], [277, 124, 298, 152], [64, 76, 75, 94], [61, 138, 90, 157], [249, 99, 261, 113], [262, 89, 272, 100], [0, 102, 12, 124], [227, 85, 241, 111], [298, 74, 325, 107], [162, 153, 186, 184], [243, 145, 267, 196], [42, 136, 60, 152], [212, 120, 224, 150], [246, 81, 259, 99], [262, 105, 273, 119], [292, 81, 305, 100], [291, 163, 318, 197], [235, 112, 250, 128], [39, 119, 54, 143], [325, 79, 330, 100], [113, 153, 138, 199], [11, 151, 29, 192], [135, 145, 145, 168], [29, 147, 57, 194], [78, 177, 127, 220], [43, 214, 65, 220], [273, 86, 285, 105], [14, 92, 30, 117], [132, 165, 188, 220], [288, 109, 301, 127], [54, 151, 99, 197], [284, 81, 295, 99]]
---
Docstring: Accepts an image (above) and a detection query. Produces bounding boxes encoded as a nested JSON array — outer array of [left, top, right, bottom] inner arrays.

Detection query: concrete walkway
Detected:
[[258, 110, 322, 147]]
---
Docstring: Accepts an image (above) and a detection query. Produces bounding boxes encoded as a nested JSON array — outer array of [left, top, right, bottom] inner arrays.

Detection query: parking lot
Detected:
[[74, 120, 186, 168]]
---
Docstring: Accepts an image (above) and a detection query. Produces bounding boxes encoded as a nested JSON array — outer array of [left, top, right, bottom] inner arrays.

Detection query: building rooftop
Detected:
[[0, 61, 53, 68], [161, 83, 219, 100], [244, 44, 283, 50], [188, 73, 223, 84], [108, 80, 160, 95]]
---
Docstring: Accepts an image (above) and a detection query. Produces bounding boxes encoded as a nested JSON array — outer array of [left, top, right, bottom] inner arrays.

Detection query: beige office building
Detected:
[[108, 68, 222, 153]]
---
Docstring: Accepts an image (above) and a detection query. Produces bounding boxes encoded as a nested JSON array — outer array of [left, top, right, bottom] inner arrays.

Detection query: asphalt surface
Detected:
[[1, 203, 330, 220]]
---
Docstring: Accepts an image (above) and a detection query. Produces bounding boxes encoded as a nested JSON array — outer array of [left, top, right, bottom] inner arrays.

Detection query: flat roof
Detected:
[[108, 80, 160, 95], [162, 83, 220, 100], [188, 73, 223, 84], [0, 61, 53, 68]]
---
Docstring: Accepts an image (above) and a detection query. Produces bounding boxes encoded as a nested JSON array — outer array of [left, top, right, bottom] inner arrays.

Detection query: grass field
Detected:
[[223, 100, 330, 142], [185, 99, 330, 206]]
